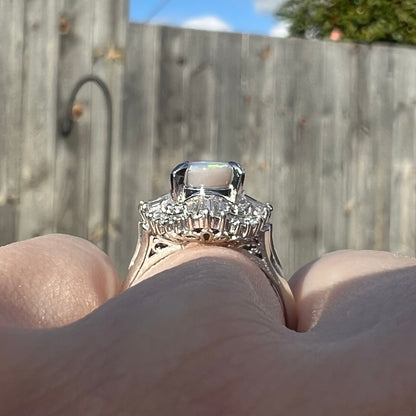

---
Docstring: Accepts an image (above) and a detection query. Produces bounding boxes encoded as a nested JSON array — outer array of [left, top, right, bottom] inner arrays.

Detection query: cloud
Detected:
[[182, 16, 233, 32], [270, 21, 290, 37], [253, 0, 287, 13]]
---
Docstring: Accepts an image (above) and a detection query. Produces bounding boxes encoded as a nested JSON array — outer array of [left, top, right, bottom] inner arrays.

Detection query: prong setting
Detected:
[[140, 161, 272, 245]]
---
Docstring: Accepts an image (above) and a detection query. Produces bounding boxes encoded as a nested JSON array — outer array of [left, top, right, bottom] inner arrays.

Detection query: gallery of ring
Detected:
[[124, 161, 297, 330]]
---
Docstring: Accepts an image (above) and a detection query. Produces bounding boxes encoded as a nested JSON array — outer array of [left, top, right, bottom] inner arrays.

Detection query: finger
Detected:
[[1, 251, 297, 415], [290, 250, 416, 333], [123, 245, 286, 327], [0, 234, 121, 328], [73, 253, 294, 413], [289, 251, 416, 413]]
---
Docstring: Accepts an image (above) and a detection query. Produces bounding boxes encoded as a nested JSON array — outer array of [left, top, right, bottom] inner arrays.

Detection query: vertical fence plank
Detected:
[[271, 38, 300, 276], [151, 26, 188, 197], [18, 0, 61, 240], [214, 32, 243, 163], [347, 44, 396, 252], [370, 45, 395, 251], [238, 33, 274, 202], [106, 1, 129, 265], [283, 39, 325, 273], [317, 42, 355, 257], [55, 0, 95, 238], [0, 0, 25, 245], [183, 29, 218, 161], [89, 0, 127, 254], [239, 34, 288, 270], [347, 44, 377, 250], [389, 47, 416, 255], [116, 24, 161, 276]]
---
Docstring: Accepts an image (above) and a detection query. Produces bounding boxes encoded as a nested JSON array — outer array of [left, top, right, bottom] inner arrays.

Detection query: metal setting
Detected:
[[124, 161, 297, 329]]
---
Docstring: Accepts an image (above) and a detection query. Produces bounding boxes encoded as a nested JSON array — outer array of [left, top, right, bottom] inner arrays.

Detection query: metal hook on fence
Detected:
[[60, 75, 113, 253]]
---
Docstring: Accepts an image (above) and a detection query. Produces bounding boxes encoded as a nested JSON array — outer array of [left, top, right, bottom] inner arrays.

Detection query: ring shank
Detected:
[[124, 226, 298, 330]]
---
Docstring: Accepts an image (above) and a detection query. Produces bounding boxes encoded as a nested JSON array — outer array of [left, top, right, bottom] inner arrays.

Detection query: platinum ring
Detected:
[[124, 161, 297, 329]]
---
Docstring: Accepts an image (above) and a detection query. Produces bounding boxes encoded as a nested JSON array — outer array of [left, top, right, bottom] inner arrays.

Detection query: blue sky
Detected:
[[129, 0, 290, 37]]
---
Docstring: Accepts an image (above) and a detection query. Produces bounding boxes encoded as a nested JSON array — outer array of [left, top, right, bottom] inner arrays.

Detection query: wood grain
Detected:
[[0, 0, 25, 244], [1, 16, 416, 276]]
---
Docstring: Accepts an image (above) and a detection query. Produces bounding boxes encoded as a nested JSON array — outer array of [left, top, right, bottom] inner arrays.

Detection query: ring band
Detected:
[[124, 161, 297, 329]]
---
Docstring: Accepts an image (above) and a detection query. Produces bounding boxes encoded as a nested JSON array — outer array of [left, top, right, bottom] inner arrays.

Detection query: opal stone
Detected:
[[185, 161, 233, 188]]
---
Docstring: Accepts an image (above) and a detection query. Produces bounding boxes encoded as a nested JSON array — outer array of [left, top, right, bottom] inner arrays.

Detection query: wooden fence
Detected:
[[1, 0, 416, 277]]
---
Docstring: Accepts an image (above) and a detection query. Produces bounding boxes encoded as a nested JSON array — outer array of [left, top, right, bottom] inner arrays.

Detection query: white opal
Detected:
[[185, 161, 233, 188]]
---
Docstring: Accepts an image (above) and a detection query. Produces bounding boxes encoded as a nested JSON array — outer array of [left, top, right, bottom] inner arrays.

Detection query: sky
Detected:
[[129, 0, 290, 38]]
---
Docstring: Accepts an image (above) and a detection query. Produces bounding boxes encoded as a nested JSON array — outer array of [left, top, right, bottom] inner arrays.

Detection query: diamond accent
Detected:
[[140, 192, 272, 244]]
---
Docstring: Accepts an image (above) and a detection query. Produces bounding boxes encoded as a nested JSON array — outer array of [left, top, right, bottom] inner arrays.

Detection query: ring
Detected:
[[124, 161, 297, 329]]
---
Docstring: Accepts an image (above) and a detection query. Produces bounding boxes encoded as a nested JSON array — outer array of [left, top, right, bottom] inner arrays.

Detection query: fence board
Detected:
[[239, 35, 287, 265], [55, 0, 95, 238], [371, 46, 395, 251], [390, 47, 416, 254], [214, 32, 243, 163], [239, 34, 275, 199], [347, 44, 374, 250], [105, 0, 129, 264], [18, 0, 61, 240], [151, 26, 188, 197], [88, 0, 127, 254], [184, 29, 218, 160], [316, 42, 353, 257], [0, 0, 25, 244], [282, 39, 326, 272], [268, 39, 293, 275], [116, 24, 161, 276]]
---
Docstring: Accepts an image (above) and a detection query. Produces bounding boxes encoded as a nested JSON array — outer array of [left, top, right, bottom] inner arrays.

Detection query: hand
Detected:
[[0, 235, 415, 415]]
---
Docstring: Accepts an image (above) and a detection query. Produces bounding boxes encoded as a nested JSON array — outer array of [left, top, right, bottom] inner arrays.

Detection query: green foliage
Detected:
[[276, 0, 416, 45]]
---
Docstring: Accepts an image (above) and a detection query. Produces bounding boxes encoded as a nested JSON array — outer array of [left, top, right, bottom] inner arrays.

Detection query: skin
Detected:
[[0, 234, 415, 415]]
